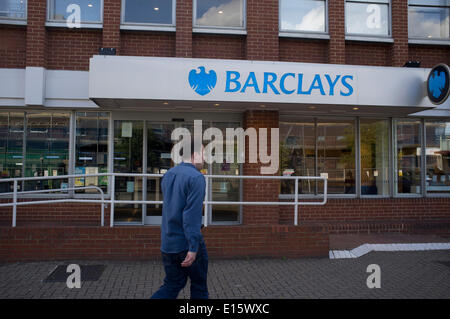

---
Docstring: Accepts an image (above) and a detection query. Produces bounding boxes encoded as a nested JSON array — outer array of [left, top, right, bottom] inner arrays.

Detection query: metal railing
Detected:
[[0, 173, 327, 227]]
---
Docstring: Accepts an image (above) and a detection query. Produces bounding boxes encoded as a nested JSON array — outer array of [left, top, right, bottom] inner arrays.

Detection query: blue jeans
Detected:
[[151, 240, 209, 299]]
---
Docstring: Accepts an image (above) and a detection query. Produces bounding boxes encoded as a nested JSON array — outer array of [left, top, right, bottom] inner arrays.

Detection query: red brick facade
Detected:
[[0, 225, 329, 262], [1, 0, 449, 69]]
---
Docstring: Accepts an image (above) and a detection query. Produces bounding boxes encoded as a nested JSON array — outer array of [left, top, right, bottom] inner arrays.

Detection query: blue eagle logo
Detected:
[[188, 66, 217, 96], [429, 70, 447, 99]]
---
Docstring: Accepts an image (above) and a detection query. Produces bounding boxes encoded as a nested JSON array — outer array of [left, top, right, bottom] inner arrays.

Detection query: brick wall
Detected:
[[242, 110, 280, 225], [246, 0, 279, 61], [120, 31, 175, 57], [1, 0, 449, 69], [0, 25, 26, 68], [0, 200, 109, 226], [193, 34, 245, 60], [46, 28, 102, 71], [0, 224, 329, 262], [409, 45, 450, 68], [279, 38, 328, 64], [346, 42, 391, 66], [279, 198, 450, 224]]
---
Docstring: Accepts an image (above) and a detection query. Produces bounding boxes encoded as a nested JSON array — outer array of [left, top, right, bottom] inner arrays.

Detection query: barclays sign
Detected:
[[90, 56, 441, 110], [188, 66, 354, 97]]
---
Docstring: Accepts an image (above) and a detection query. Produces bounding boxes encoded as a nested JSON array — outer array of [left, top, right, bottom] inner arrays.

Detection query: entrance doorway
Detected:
[[112, 118, 242, 225]]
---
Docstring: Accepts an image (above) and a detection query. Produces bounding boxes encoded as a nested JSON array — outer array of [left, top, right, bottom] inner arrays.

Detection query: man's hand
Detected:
[[181, 251, 197, 267]]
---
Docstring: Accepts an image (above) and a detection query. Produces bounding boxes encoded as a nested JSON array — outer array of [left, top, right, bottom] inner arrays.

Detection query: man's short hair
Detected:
[[181, 134, 202, 158]]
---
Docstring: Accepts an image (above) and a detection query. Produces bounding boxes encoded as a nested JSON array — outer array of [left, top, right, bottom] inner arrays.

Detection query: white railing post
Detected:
[[204, 175, 208, 227], [12, 180, 17, 227], [110, 175, 115, 227], [294, 177, 299, 226]]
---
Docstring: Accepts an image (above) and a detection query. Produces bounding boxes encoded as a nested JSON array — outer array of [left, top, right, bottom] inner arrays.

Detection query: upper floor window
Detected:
[[346, 0, 390, 36], [408, 0, 450, 40], [0, 0, 27, 21], [47, 0, 102, 24], [280, 0, 327, 33], [194, 0, 245, 29], [122, 0, 175, 26]]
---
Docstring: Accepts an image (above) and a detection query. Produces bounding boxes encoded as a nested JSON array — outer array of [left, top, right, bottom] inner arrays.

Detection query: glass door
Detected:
[[145, 122, 177, 224], [113, 120, 144, 223]]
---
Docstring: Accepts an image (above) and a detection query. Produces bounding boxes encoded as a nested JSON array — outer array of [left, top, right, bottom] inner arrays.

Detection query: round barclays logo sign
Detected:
[[188, 66, 217, 96], [427, 63, 450, 105]]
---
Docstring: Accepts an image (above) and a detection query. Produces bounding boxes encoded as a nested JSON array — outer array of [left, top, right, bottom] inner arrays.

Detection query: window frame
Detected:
[[46, 0, 104, 29], [0, 0, 27, 25], [120, 0, 176, 32], [193, 0, 247, 34], [278, 0, 329, 39], [392, 118, 424, 198], [345, 0, 392, 41], [424, 118, 450, 197], [408, 0, 450, 44]]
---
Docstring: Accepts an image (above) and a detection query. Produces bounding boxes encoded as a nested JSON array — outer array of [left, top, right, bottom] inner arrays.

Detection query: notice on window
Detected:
[[127, 181, 134, 193], [122, 122, 133, 138]]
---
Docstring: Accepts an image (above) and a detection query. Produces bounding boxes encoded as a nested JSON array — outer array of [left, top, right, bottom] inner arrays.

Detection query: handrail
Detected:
[[0, 173, 327, 227], [0, 186, 105, 227]]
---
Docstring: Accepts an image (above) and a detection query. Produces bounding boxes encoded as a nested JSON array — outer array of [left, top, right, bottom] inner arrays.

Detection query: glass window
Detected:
[[0, 0, 27, 20], [280, 0, 326, 33], [122, 0, 174, 25], [346, 0, 390, 36], [360, 119, 390, 196], [75, 112, 109, 194], [317, 119, 356, 195], [114, 120, 143, 223], [48, 0, 102, 23], [195, 0, 245, 29], [394, 119, 422, 195], [280, 120, 316, 195], [279, 118, 356, 195], [425, 120, 450, 194], [408, 0, 450, 40], [24, 112, 70, 191], [0, 112, 24, 193]]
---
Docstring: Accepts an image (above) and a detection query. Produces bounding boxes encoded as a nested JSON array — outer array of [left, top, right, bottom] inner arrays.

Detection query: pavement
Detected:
[[1, 250, 449, 299]]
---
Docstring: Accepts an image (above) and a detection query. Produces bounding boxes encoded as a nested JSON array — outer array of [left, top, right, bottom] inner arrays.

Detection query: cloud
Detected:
[[409, 11, 450, 38], [196, 0, 242, 27], [282, 6, 325, 32]]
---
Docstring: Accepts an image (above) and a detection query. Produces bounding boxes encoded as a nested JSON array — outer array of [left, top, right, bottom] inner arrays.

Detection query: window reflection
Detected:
[[0, 0, 26, 19], [408, 0, 450, 39], [195, 0, 245, 28], [49, 0, 102, 22], [425, 121, 450, 194], [280, 0, 326, 32], [0, 112, 24, 193], [24, 112, 70, 191], [280, 120, 316, 195], [360, 119, 389, 196], [317, 119, 356, 194], [279, 118, 356, 195], [394, 119, 422, 195], [346, 0, 390, 36], [75, 112, 109, 193], [123, 0, 173, 25]]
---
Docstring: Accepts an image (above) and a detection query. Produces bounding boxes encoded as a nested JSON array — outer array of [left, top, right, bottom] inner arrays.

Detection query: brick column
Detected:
[[26, 0, 47, 67], [328, 0, 345, 64], [176, 0, 192, 57], [390, 0, 408, 66], [242, 110, 280, 225], [246, 0, 279, 61], [103, 0, 121, 54]]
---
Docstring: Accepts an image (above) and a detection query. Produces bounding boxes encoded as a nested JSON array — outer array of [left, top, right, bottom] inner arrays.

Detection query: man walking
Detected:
[[151, 137, 208, 299]]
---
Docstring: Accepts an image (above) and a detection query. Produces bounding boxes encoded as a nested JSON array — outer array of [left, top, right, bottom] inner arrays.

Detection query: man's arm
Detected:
[[181, 174, 206, 267]]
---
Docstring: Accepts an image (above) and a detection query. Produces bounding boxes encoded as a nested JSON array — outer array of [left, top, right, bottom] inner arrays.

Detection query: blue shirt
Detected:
[[160, 162, 206, 253]]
